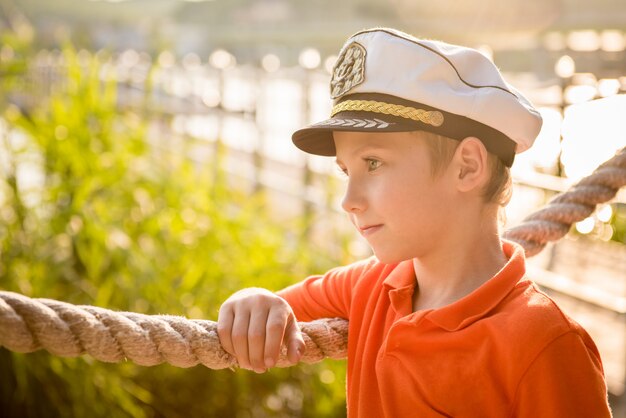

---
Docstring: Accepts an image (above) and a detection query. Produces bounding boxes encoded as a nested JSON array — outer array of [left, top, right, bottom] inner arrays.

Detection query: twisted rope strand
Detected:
[[503, 147, 626, 256], [0, 148, 624, 368]]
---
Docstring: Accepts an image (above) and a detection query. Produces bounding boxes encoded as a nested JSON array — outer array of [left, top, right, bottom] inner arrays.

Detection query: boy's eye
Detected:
[[366, 159, 382, 171]]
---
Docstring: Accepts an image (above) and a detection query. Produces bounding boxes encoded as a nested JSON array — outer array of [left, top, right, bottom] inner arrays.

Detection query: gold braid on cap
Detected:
[[331, 100, 444, 127]]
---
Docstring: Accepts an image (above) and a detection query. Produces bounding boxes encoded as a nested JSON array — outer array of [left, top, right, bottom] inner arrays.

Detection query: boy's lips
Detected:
[[358, 224, 383, 237]]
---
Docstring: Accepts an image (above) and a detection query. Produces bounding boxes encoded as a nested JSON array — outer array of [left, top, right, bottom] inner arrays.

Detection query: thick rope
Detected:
[[0, 291, 348, 369], [0, 147, 625, 368], [503, 147, 626, 256]]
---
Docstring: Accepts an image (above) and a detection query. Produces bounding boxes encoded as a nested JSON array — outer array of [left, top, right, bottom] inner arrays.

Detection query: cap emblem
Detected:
[[330, 42, 366, 99]]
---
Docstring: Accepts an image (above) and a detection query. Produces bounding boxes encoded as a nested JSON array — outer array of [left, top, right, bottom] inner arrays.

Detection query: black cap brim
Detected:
[[291, 93, 517, 167], [292, 113, 416, 156]]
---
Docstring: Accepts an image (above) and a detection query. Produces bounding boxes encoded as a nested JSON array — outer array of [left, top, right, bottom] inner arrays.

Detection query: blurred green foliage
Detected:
[[0, 28, 347, 418], [611, 203, 626, 243]]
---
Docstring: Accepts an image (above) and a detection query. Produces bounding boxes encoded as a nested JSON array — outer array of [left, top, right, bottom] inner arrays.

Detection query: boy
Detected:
[[217, 28, 612, 417]]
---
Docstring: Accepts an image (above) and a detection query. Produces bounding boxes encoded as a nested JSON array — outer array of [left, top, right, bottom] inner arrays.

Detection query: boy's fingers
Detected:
[[264, 308, 289, 369], [247, 309, 269, 373], [285, 317, 305, 365], [217, 307, 236, 357], [231, 310, 252, 370]]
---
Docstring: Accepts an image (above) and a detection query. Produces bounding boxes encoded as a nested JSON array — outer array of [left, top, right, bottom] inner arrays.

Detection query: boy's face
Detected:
[[334, 131, 457, 264]]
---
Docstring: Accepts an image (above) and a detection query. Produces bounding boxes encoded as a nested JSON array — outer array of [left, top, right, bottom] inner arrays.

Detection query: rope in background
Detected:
[[503, 147, 626, 255], [1, 147, 625, 369]]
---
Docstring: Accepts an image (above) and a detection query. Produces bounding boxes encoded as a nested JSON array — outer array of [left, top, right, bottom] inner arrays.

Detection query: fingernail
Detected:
[[265, 358, 275, 369]]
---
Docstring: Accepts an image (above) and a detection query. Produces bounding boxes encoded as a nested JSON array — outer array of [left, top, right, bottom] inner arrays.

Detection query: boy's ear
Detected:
[[452, 137, 489, 193]]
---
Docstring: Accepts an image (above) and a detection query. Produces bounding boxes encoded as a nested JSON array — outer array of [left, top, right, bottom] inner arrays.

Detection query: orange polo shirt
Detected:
[[278, 241, 612, 417]]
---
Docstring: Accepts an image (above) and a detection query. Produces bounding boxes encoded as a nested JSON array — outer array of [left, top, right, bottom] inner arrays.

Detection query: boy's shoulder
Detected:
[[505, 280, 587, 333], [493, 279, 600, 358]]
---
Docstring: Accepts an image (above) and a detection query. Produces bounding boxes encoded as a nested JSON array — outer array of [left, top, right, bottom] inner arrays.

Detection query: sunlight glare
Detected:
[[575, 217, 595, 234], [560, 95, 626, 181], [597, 205, 613, 223]]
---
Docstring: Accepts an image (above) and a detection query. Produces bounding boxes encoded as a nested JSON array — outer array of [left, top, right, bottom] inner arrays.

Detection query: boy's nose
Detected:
[[341, 180, 367, 213]]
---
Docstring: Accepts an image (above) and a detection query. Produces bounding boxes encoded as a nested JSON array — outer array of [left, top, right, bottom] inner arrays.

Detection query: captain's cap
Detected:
[[292, 28, 543, 167]]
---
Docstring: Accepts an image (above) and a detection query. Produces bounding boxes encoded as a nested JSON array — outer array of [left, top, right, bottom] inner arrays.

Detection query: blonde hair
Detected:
[[418, 131, 512, 206]]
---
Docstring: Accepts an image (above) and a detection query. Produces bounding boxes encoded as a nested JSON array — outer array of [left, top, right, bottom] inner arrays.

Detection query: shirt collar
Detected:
[[383, 260, 417, 316], [382, 240, 527, 330], [426, 240, 527, 331], [383, 259, 416, 290]]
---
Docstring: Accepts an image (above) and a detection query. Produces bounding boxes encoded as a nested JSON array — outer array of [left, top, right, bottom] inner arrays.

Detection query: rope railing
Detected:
[[0, 291, 347, 369], [1, 147, 625, 369]]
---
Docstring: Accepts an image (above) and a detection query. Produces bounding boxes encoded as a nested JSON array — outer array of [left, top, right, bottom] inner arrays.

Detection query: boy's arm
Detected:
[[511, 331, 612, 417], [277, 257, 376, 322]]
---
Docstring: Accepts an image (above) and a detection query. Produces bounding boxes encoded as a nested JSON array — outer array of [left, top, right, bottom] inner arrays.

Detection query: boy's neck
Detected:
[[411, 212, 508, 312]]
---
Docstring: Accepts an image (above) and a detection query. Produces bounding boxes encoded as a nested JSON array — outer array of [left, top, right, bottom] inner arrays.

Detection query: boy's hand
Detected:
[[217, 288, 305, 373]]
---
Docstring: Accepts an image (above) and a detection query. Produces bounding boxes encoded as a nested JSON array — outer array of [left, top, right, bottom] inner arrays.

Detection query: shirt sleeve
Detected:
[[511, 330, 612, 417], [276, 258, 375, 322]]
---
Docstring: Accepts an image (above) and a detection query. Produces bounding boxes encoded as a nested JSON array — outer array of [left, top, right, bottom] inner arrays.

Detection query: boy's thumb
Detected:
[[285, 318, 305, 364]]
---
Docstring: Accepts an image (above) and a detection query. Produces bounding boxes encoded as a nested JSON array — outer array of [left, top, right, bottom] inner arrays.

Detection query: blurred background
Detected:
[[1, 0, 625, 416]]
